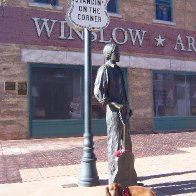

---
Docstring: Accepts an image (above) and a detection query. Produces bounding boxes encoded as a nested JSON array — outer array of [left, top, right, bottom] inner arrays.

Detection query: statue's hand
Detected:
[[109, 102, 123, 110], [114, 103, 124, 111]]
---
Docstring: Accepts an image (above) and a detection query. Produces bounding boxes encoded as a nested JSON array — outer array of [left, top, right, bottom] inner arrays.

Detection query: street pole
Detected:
[[78, 28, 99, 187]]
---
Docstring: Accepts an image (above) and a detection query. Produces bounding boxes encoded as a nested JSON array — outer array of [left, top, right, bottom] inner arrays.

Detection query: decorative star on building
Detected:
[[155, 34, 166, 47]]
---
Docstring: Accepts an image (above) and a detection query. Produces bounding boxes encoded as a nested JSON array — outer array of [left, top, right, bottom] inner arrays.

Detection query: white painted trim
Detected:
[[21, 49, 196, 72], [153, 19, 176, 26], [108, 13, 122, 18], [22, 49, 67, 64]]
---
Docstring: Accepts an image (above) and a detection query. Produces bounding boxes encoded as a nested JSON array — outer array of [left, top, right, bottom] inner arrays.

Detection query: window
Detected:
[[31, 65, 128, 121], [187, 76, 196, 116], [155, 0, 172, 21], [31, 66, 106, 120], [107, 0, 118, 14], [92, 69, 106, 119], [32, 67, 81, 120], [34, 0, 58, 6], [153, 72, 196, 117]]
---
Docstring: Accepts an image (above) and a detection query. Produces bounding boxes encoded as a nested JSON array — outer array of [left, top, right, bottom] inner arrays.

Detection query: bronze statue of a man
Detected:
[[94, 43, 137, 187]]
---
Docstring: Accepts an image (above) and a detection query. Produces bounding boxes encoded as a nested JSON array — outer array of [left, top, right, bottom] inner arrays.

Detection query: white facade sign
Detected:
[[66, 0, 110, 30]]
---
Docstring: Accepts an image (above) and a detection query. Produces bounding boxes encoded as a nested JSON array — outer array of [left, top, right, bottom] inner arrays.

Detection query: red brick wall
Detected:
[[0, 44, 28, 140], [128, 68, 153, 133]]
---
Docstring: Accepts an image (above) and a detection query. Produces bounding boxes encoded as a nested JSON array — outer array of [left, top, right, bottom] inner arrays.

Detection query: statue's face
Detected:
[[111, 46, 120, 62]]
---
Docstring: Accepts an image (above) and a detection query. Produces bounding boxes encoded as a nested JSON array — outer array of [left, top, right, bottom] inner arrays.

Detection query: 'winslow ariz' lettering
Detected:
[[75, 0, 102, 6]]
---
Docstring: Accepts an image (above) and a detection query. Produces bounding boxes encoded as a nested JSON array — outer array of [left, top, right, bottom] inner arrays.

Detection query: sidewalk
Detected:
[[0, 131, 196, 195]]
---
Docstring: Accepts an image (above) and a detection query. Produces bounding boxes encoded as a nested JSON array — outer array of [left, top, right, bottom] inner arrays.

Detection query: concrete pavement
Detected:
[[0, 132, 196, 195]]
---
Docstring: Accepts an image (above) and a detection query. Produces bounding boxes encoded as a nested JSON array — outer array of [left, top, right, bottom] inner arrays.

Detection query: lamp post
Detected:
[[66, 0, 110, 187], [78, 28, 99, 186]]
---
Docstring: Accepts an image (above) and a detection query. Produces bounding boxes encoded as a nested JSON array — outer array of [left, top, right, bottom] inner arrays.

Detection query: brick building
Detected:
[[0, 0, 196, 140]]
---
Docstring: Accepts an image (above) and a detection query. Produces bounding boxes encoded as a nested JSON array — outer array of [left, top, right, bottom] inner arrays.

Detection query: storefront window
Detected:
[[78, 69, 106, 119], [31, 65, 127, 121], [92, 69, 106, 119], [31, 66, 108, 120], [32, 67, 81, 120], [187, 75, 196, 116], [155, 0, 172, 22], [153, 72, 196, 117]]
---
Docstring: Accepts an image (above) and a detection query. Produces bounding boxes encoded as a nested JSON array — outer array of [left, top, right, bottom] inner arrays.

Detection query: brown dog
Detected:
[[105, 183, 156, 196]]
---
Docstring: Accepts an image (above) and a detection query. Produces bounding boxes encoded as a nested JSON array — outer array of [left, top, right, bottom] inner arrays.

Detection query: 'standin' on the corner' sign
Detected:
[[66, 0, 110, 30]]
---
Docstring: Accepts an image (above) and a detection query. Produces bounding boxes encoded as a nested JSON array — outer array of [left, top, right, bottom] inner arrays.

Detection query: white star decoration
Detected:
[[155, 34, 166, 47]]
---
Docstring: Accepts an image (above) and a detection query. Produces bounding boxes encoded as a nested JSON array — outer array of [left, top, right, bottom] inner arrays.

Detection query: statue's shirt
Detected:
[[94, 63, 128, 106]]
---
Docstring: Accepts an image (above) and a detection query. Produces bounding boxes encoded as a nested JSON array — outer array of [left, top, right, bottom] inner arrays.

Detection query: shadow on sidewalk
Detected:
[[152, 180, 196, 195], [138, 170, 196, 195], [138, 170, 196, 181]]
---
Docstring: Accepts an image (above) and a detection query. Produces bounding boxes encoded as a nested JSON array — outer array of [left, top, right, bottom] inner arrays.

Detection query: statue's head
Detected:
[[103, 43, 119, 62]]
